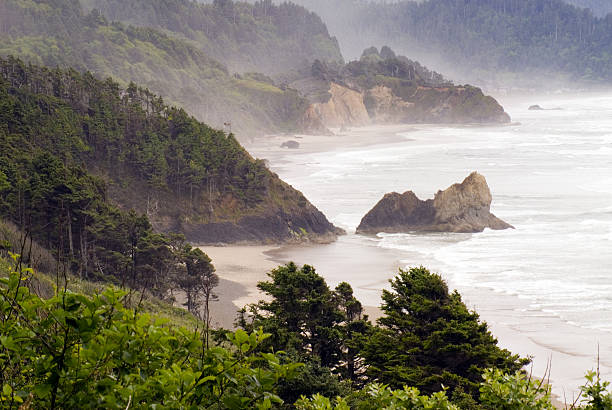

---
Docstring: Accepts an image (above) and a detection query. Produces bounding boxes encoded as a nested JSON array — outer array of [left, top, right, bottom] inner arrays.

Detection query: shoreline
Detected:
[[243, 123, 426, 159], [201, 238, 582, 406], [204, 119, 611, 403], [198, 245, 279, 329]]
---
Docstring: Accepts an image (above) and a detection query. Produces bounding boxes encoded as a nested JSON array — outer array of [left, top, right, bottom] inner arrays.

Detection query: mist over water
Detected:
[[264, 93, 612, 391]]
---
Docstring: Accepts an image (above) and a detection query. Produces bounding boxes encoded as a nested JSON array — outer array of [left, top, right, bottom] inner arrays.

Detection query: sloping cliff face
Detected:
[[356, 172, 512, 234], [301, 82, 510, 129], [308, 83, 371, 128], [121, 178, 344, 245], [0, 57, 341, 246]]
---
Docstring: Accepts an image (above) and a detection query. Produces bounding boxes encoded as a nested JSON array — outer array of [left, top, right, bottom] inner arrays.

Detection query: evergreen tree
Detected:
[[240, 263, 372, 402], [363, 267, 528, 401]]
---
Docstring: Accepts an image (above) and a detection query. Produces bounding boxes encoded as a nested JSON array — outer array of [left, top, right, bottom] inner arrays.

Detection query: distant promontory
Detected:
[[294, 47, 511, 131], [356, 172, 512, 234]]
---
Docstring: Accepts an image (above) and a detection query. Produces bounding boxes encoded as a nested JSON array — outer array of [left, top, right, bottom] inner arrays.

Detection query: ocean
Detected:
[[256, 93, 612, 397]]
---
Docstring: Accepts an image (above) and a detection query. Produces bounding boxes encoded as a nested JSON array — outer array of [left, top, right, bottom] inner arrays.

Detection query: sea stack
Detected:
[[356, 172, 513, 234]]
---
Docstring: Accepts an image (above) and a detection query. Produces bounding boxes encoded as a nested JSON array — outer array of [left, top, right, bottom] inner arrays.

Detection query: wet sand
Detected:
[[199, 246, 278, 329]]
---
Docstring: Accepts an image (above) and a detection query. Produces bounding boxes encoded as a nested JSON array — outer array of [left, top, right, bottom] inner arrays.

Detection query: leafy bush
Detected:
[[480, 368, 554, 409], [580, 370, 612, 409], [296, 383, 459, 409], [0, 254, 300, 408]]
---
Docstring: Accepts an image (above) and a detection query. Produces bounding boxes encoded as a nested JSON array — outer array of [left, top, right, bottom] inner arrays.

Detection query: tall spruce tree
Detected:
[[363, 267, 528, 401]]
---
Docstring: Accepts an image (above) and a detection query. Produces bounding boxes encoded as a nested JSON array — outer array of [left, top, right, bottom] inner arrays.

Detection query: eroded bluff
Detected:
[[294, 47, 511, 130], [356, 172, 513, 234]]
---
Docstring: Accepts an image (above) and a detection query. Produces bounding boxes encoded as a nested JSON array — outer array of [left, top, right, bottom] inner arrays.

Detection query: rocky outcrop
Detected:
[[299, 82, 510, 130], [296, 49, 511, 131], [281, 140, 300, 149], [365, 85, 415, 122], [356, 172, 512, 234], [308, 82, 370, 128]]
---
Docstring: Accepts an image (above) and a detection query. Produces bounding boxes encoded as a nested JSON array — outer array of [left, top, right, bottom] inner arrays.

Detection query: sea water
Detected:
[[261, 93, 612, 395]]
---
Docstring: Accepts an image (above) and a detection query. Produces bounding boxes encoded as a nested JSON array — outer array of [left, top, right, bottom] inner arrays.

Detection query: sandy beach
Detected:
[[202, 242, 386, 328], [241, 124, 424, 159], [199, 246, 279, 328], [202, 126, 417, 328]]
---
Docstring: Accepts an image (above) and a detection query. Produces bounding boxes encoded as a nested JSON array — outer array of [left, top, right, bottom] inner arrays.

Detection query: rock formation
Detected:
[[356, 172, 513, 234], [308, 83, 371, 128], [298, 81, 510, 130], [294, 48, 512, 131], [281, 140, 300, 149]]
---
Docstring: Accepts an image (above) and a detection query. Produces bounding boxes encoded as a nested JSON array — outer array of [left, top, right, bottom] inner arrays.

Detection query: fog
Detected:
[[271, 0, 612, 93]]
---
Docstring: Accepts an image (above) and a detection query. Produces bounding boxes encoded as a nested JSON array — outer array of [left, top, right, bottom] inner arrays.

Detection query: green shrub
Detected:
[[0, 254, 301, 408]]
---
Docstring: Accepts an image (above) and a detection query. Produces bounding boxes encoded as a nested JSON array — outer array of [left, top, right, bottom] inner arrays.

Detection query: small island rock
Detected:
[[280, 140, 300, 149], [356, 172, 513, 234], [528, 105, 544, 110]]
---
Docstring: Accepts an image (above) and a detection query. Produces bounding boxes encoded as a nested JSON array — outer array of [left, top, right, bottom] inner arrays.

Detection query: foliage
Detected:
[[564, 0, 612, 17], [0, 55, 301, 288], [296, 383, 459, 409], [0, 254, 300, 409], [290, 0, 612, 84], [580, 370, 612, 409], [243, 263, 370, 373], [81, 0, 343, 75], [362, 267, 528, 402], [479, 368, 555, 409], [0, 0, 321, 134], [239, 262, 372, 402]]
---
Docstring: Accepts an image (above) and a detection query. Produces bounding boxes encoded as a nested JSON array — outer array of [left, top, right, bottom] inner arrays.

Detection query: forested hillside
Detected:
[[79, 0, 343, 75], [0, 0, 335, 135], [287, 0, 612, 86], [0, 57, 338, 257]]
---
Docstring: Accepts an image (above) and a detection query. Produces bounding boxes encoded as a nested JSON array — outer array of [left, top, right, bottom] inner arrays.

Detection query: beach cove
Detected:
[[207, 93, 612, 400]]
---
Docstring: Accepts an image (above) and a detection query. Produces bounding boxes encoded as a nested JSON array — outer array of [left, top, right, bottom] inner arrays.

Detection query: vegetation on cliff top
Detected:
[[288, 0, 612, 85], [79, 0, 343, 75]]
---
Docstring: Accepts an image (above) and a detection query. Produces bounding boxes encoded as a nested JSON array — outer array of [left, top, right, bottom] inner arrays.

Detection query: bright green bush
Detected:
[[480, 368, 554, 409], [580, 370, 612, 410], [0, 254, 300, 409], [296, 383, 458, 409]]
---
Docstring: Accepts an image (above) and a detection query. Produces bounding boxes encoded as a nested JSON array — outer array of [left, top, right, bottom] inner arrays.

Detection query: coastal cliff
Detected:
[[356, 172, 512, 234], [308, 83, 371, 128], [295, 47, 510, 130], [0, 57, 341, 247], [115, 177, 343, 245]]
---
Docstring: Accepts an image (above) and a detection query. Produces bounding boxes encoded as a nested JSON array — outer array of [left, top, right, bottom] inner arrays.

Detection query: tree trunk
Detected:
[[67, 208, 73, 258]]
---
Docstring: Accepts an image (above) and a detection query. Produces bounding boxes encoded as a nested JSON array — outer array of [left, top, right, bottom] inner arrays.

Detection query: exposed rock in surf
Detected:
[[281, 140, 300, 149], [529, 105, 544, 110], [356, 172, 513, 234]]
